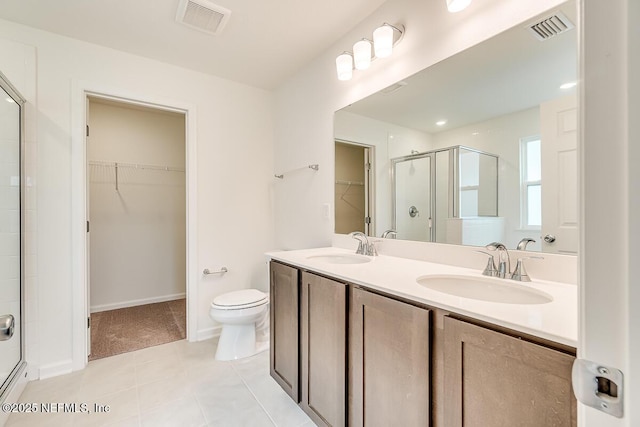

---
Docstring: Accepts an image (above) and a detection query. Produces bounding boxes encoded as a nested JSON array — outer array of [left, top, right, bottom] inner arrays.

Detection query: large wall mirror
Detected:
[[334, 1, 577, 254]]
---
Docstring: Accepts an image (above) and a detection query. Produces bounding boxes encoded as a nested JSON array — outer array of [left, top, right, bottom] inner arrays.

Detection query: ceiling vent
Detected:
[[527, 12, 574, 41], [176, 0, 231, 36]]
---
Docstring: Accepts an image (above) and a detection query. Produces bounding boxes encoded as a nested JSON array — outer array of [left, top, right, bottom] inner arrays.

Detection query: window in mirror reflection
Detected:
[[459, 151, 480, 217], [521, 137, 542, 228]]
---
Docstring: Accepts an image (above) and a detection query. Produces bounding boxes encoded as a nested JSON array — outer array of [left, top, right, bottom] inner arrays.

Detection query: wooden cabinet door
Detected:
[[300, 272, 347, 427], [349, 287, 431, 427], [269, 261, 300, 401], [443, 316, 577, 427]]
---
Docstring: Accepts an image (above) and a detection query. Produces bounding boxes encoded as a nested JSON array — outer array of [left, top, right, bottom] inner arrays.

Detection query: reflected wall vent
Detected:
[[176, 0, 231, 35], [527, 12, 574, 41], [380, 81, 408, 95]]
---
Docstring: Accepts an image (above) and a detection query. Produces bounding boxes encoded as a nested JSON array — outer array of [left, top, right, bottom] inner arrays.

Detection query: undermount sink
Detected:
[[416, 274, 553, 305], [306, 253, 372, 264]]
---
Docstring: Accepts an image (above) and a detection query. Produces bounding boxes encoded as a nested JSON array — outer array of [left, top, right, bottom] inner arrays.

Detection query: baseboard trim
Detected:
[[39, 359, 73, 380], [197, 326, 222, 342], [90, 293, 186, 313]]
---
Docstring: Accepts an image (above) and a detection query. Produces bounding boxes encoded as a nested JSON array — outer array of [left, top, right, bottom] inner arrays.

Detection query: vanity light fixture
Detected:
[[446, 0, 472, 13], [335, 23, 404, 81], [353, 39, 372, 70], [336, 52, 354, 81], [373, 24, 394, 58], [560, 81, 577, 89]]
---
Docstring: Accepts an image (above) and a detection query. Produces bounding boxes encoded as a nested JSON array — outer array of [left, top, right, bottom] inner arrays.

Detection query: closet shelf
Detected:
[[89, 160, 185, 172], [89, 160, 184, 191]]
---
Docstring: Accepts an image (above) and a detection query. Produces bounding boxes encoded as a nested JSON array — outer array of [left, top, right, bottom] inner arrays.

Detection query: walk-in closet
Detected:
[[87, 97, 186, 360]]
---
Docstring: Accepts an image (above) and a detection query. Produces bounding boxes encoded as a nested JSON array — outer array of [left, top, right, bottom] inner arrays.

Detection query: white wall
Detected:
[[0, 19, 275, 377], [273, 0, 567, 250], [88, 101, 186, 311]]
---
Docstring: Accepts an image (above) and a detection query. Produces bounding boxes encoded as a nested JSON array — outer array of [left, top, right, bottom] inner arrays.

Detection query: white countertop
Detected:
[[266, 247, 578, 348]]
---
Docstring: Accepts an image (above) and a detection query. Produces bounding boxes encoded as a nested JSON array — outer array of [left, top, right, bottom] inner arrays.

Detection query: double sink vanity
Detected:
[[267, 247, 577, 427]]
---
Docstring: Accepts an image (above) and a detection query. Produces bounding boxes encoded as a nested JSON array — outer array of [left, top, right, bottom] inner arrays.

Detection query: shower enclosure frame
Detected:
[[391, 151, 436, 242], [0, 71, 28, 403], [391, 145, 499, 242]]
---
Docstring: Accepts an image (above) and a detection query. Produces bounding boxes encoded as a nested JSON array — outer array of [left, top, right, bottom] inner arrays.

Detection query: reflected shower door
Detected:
[[393, 155, 432, 242], [0, 79, 23, 398]]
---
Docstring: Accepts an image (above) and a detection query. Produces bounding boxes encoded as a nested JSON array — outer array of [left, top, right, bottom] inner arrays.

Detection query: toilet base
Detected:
[[215, 324, 261, 361]]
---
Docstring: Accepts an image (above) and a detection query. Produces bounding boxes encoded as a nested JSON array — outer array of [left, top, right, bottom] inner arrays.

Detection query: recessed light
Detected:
[[436, 120, 447, 126], [560, 82, 577, 90]]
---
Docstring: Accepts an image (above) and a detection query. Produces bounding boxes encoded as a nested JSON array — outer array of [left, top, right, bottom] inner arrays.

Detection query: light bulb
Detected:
[[353, 39, 372, 70], [336, 53, 353, 81], [446, 0, 472, 13], [373, 25, 394, 58]]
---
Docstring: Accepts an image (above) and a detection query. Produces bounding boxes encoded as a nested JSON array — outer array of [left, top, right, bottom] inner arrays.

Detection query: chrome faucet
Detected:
[[350, 231, 378, 256], [381, 230, 397, 239], [485, 242, 511, 278], [516, 238, 536, 251]]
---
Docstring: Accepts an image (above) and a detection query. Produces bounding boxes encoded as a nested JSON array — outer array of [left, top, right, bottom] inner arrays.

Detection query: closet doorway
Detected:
[[334, 140, 374, 235], [86, 97, 186, 360]]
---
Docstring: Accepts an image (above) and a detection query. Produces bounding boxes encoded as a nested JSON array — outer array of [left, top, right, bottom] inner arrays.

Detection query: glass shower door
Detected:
[[393, 155, 433, 241], [0, 76, 24, 399]]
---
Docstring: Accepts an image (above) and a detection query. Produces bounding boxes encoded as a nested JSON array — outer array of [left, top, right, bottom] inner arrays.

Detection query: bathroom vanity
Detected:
[[267, 248, 577, 427]]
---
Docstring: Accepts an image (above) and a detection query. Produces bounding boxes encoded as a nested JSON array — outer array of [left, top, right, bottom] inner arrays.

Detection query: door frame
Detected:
[[334, 139, 375, 236], [70, 81, 198, 371]]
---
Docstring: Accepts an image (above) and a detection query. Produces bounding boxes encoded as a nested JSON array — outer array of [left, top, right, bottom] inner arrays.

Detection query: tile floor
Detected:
[[7, 339, 314, 427]]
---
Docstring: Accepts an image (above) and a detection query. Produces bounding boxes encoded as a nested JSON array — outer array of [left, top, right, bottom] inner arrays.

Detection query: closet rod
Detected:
[[336, 179, 364, 186]]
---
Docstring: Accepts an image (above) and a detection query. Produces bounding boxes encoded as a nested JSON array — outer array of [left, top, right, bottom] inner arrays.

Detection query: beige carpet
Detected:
[[89, 299, 186, 361]]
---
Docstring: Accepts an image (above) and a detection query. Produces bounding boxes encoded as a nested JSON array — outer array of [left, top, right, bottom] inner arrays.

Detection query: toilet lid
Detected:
[[212, 289, 268, 309]]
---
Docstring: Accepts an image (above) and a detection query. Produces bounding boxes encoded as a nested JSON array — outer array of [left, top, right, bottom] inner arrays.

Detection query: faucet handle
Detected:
[[511, 256, 544, 282], [366, 239, 380, 256], [475, 250, 498, 277]]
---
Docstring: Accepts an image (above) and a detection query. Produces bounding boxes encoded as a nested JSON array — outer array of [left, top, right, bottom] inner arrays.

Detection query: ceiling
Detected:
[[0, 0, 387, 90], [342, 2, 577, 134]]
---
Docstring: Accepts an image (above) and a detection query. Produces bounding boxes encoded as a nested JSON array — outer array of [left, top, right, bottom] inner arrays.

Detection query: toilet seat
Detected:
[[211, 289, 268, 310]]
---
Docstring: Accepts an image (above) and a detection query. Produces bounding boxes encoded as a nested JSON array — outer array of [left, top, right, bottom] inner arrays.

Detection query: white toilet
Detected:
[[209, 289, 269, 361]]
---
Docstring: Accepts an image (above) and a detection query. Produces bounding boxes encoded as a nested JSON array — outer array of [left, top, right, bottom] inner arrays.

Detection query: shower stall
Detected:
[[391, 145, 500, 245], [0, 71, 27, 405]]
